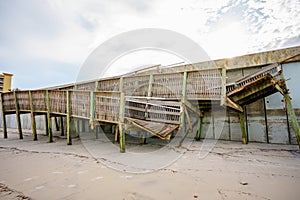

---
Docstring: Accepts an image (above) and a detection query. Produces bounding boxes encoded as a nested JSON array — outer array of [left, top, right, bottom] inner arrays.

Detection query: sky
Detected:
[[0, 0, 299, 89]]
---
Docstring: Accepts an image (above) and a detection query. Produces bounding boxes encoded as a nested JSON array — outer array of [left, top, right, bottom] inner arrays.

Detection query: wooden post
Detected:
[[89, 91, 95, 130], [195, 116, 203, 141], [81, 119, 85, 132], [114, 124, 119, 143], [119, 77, 124, 92], [221, 67, 227, 106], [239, 111, 248, 144], [278, 72, 300, 147], [75, 119, 79, 137], [180, 71, 188, 129], [0, 94, 7, 139], [60, 116, 64, 136], [147, 74, 154, 97], [141, 132, 147, 144], [95, 81, 99, 91], [119, 92, 125, 153], [66, 91, 72, 145], [14, 91, 23, 139], [46, 90, 53, 143], [145, 74, 154, 119], [95, 125, 98, 139], [29, 91, 37, 141], [54, 117, 60, 131], [284, 93, 300, 147], [44, 114, 49, 135]]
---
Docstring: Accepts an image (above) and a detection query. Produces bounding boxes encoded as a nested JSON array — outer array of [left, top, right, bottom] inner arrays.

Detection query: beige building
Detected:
[[0, 72, 13, 93]]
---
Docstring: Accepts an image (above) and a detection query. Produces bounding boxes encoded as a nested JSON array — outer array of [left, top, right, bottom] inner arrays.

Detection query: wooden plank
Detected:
[[127, 118, 178, 140]]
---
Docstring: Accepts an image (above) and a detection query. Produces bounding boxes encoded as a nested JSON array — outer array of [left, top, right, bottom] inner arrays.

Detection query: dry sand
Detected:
[[0, 129, 299, 200]]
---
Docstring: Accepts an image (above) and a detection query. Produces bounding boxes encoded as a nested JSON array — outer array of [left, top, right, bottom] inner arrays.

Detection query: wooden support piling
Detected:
[[180, 71, 188, 129], [81, 119, 85, 132], [54, 117, 60, 131], [60, 116, 64, 136], [75, 119, 79, 137], [95, 125, 98, 139], [46, 90, 53, 143], [239, 111, 248, 144], [44, 114, 49, 136], [29, 91, 37, 141], [141, 132, 147, 144], [195, 116, 203, 141], [66, 91, 72, 145], [278, 71, 300, 148], [114, 124, 119, 143], [145, 74, 154, 119], [119, 92, 125, 153], [14, 91, 23, 139], [221, 67, 227, 106], [89, 91, 95, 130], [0, 94, 7, 139], [284, 93, 300, 147]]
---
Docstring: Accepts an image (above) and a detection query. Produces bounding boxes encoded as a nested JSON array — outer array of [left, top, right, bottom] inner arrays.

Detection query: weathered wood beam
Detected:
[[180, 71, 188, 129], [220, 67, 227, 106], [0, 94, 7, 139], [29, 91, 37, 141], [229, 81, 274, 102], [183, 105, 193, 132], [54, 117, 60, 131], [75, 119, 79, 137], [60, 116, 64, 136], [239, 111, 248, 144], [145, 74, 154, 119], [284, 93, 300, 147], [226, 97, 243, 112], [119, 92, 126, 153], [46, 90, 53, 143], [114, 124, 119, 143], [278, 72, 300, 147], [195, 115, 203, 141], [89, 91, 95, 129], [14, 91, 23, 139], [44, 114, 49, 136], [66, 91, 72, 145], [183, 100, 202, 117]]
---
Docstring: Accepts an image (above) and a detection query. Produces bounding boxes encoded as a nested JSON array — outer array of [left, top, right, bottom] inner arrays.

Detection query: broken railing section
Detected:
[[1, 89, 183, 152], [222, 64, 300, 147]]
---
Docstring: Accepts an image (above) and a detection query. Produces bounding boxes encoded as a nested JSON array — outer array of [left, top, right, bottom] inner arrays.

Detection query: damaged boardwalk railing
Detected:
[[1, 89, 182, 152], [1, 62, 300, 151]]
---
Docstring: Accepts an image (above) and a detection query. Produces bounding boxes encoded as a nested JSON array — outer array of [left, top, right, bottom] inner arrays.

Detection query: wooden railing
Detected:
[[1, 90, 182, 125], [226, 63, 282, 93]]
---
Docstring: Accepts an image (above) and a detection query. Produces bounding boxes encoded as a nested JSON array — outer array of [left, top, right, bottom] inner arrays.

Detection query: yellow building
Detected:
[[0, 72, 13, 93]]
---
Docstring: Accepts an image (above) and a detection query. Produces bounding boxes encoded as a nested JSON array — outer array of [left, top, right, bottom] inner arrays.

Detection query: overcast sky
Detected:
[[0, 0, 299, 89]]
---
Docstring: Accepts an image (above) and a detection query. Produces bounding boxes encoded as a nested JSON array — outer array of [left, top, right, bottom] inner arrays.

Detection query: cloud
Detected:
[[0, 0, 300, 89]]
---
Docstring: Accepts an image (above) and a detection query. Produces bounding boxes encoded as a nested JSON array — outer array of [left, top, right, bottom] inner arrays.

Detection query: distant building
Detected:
[[0, 72, 13, 93]]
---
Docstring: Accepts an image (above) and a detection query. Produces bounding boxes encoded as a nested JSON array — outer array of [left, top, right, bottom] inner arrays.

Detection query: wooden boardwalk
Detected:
[[1, 61, 300, 152]]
